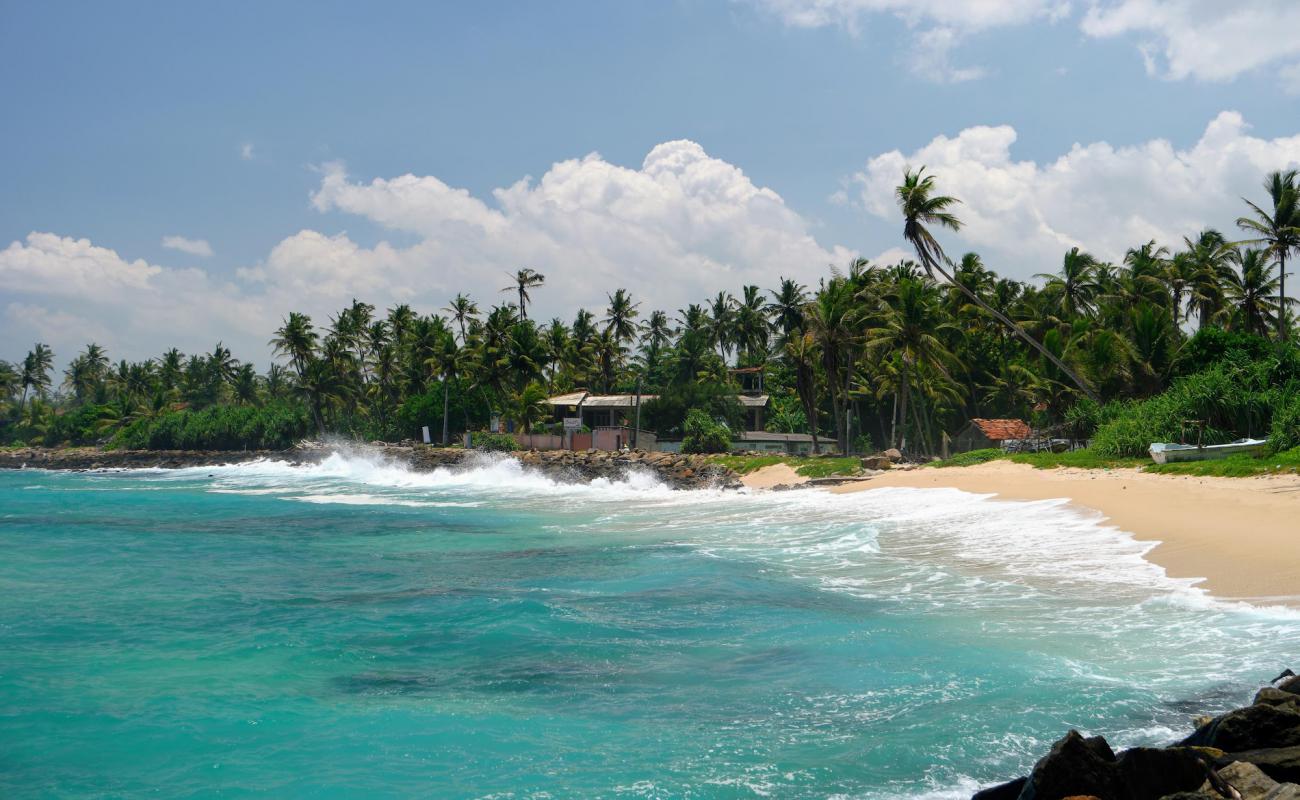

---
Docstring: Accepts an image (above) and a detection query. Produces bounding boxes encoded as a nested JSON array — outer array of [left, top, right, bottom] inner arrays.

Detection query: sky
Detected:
[[3, 0, 1300, 367]]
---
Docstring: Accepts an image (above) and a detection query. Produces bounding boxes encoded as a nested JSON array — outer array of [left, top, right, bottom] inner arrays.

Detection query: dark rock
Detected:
[[1018, 730, 1118, 800], [860, 455, 892, 470], [1218, 747, 1300, 784], [1155, 793, 1217, 799], [883, 447, 903, 461], [1016, 734, 1208, 800], [1205, 761, 1278, 799], [1183, 704, 1300, 751], [1279, 676, 1300, 695], [971, 777, 1026, 800], [1112, 747, 1208, 799]]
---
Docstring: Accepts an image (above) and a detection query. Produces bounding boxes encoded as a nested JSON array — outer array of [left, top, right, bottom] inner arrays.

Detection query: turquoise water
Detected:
[[2, 454, 1297, 799]]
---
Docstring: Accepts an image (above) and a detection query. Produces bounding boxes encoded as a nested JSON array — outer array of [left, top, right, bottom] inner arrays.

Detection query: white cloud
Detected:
[[1, 141, 854, 364], [240, 142, 255, 160], [0, 232, 268, 363], [160, 235, 213, 257], [746, 0, 1300, 89], [743, 0, 1066, 81], [1081, 1, 1300, 85], [851, 111, 1300, 276], [301, 141, 855, 319]]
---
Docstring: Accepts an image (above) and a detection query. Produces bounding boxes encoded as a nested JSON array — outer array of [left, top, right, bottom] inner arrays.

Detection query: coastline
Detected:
[[814, 461, 1300, 607]]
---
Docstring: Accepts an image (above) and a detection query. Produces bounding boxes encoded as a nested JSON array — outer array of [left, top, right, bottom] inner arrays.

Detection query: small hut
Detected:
[[950, 418, 1031, 454]]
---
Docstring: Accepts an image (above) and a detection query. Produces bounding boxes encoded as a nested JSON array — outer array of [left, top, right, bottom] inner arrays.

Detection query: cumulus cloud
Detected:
[[1081, 1, 1300, 85], [1, 141, 853, 364], [299, 141, 855, 319], [160, 235, 213, 257], [746, 0, 1300, 88], [851, 111, 1300, 276], [0, 232, 268, 362]]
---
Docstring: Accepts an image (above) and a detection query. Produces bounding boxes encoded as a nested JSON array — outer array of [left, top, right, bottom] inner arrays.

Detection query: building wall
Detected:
[[951, 427, 994, 454]]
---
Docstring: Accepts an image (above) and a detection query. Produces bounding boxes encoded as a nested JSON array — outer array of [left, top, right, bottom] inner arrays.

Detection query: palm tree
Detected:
[[443, 294, 479, 343], [18, 343, 53, 415], [1225, 248, 1281, 336], [896, 167, 1099, 401], [785, 331, 821, 453], [603, 289, 640, 348], [866, 278, 959, 452], [807, 276, 858, 453], [707, 291, 735, 363], [768, 278, 807, 342], [733, 285, 771, 361], [503, 268, 545, 320], [270, 313, 319, 378], [1183, 229, 1234, 330], [637, 310, 674, 378], [428, 331, 462, 445], [1237, 169, 1300, 340], [1037, 247, 1100, 320]]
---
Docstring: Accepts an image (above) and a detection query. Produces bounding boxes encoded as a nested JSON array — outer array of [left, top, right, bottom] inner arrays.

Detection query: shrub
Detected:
[[112, 402, 312, 451], [1091, 364, 1281, 458], [468, 431, 519, 451], [641, 382, 744, 437], [1271, 394, 1300, 454], [682, 408, 732, 454]]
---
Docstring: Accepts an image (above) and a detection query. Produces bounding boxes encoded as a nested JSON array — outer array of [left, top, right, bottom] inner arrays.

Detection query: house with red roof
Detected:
[[950, 418, 1032, 454]]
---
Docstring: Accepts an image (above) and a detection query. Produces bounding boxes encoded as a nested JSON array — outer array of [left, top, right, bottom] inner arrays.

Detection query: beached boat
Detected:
[[1148, 438, 1268, 464]]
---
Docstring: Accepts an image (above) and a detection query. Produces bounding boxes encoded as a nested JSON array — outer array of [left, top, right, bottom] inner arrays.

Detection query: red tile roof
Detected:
[[969, 418, 1031, 441]]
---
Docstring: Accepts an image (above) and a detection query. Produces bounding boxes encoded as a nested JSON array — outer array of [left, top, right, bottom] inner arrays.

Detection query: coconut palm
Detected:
[[733, 285, 771, 361], [768, 278, 807, 342], [1183, 229, 1234, 331], [444, 293, 480, 343], [603, 289, 640, 348], [785, 330, 821, 453], [896, 167, 1099, 401], [1237, 169, 1300, 340], [1037, 247, 1100, 320], [18, 343, 53, 415], [503, 268, 545, 320], [707, 291, 735, 363], [270, 312, 319, 378], [1225, 248, 1282, 336]]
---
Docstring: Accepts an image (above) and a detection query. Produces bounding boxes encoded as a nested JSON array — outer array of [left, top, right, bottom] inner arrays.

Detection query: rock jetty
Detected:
[[0, 443, 740, 490], [973, 670, 1300, 800]]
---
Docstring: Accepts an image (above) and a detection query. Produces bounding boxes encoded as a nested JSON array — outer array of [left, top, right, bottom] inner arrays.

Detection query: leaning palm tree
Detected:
[[18, 343, 54, 415], [502, 268, 545, 321], [1236, 169, 1300, 341], [896, 167, 1099, 401]]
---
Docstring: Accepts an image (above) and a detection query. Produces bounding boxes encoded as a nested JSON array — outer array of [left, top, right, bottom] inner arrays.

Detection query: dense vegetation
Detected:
[[2, 169, 1297, 456]]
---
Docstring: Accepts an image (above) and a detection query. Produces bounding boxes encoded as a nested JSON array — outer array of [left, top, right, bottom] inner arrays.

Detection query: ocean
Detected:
[[1, 452, 1296, 799]]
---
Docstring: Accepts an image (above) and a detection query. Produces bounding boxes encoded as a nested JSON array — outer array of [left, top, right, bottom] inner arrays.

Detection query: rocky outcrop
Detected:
[[0, 443, 740, 490], [973, 667, 1300, 800]]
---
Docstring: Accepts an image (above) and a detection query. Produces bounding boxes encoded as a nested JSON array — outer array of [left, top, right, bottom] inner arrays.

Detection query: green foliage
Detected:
[[42, 403, 111, 446], [1007, 450, 1144, 470], [641, 382, 743, 438], [1270, 394, 1300, 453], [708, 454, 788, 474], [1144, 447, 1300, 477], [1091, 361, 1288, 458], [792, 457, 860, 477], [682, 408, 732, 454], [468, 431, 519, 451], [112, 402, 312, 451]]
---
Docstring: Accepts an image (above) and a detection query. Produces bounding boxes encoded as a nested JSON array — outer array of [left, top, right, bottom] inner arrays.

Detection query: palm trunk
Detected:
[[441, 377, 451, 445], [1280, 250, 1288, 342], [898, 367, 910, 453], [928, 256, 1100, 402]]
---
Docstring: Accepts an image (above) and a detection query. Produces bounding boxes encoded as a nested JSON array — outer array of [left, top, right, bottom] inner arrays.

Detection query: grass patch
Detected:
[[793, 457, 860, 478], [928, 448, 1005, 468], [1144, 446, 1300, 477], [706, 454, 861, 478], [1007, 450, 1145, 470]]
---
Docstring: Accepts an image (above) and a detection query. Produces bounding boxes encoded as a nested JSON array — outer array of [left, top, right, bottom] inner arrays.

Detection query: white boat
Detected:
[[1148, 438, 1268, 464]]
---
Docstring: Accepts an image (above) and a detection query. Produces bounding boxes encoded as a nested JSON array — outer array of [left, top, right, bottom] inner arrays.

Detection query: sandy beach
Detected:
[[743, 461, 1300, 606]]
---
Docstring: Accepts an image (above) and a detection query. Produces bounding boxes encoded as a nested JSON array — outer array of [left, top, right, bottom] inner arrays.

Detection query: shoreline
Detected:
[[801, 461, 1300, 607]]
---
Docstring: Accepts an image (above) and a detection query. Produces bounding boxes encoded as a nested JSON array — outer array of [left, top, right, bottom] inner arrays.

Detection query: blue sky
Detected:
[[3, 1, 1300, 364]]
